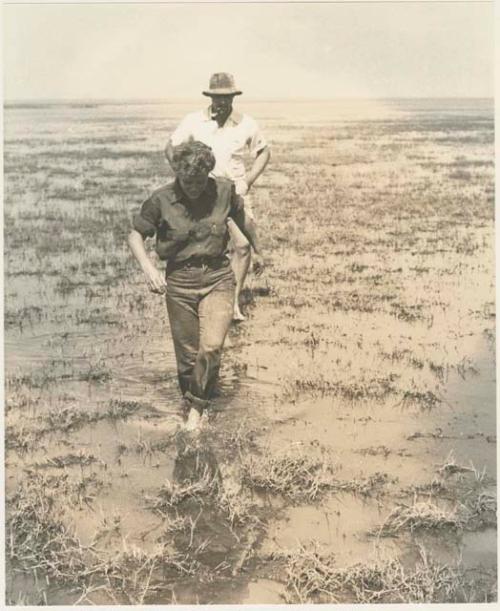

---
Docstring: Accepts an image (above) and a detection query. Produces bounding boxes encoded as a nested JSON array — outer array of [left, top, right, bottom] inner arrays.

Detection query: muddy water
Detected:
[[255, 335, 495, 567], [4, 98, 495, 604]]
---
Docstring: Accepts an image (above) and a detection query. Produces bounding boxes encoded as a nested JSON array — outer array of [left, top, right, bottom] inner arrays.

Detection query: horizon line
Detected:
[[4, 95, 494, 104]]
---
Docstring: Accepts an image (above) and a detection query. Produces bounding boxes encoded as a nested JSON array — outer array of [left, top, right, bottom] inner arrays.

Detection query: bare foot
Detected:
[[233, 306, 246, 322], [184, 408, 202, 432]]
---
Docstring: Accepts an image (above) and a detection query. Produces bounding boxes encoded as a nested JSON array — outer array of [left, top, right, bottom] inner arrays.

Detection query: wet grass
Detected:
[[7, 469, 206, 605], [4, 99, 495, 603], [242, 444, 392, 501], [279, 544, 495, 603], [378, 500, 463, 535], [241, 444, 338, 502]]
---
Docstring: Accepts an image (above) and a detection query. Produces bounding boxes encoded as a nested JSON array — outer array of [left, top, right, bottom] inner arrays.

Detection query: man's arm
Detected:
[[164, 139, 175, 167], [231, 210, 260, 255], [165, 113, 194, 169], [245, 146, 271, 190]]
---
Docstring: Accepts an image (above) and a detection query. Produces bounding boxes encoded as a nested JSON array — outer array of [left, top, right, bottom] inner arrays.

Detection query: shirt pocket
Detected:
[[209, 222, 227, 238], [160, 224, 190, 243]]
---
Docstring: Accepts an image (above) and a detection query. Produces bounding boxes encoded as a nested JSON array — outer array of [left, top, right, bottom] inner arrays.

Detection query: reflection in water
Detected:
[[169, 433, 237, 571], [166, 432, 272, 604], [173, 434, 222, 491]]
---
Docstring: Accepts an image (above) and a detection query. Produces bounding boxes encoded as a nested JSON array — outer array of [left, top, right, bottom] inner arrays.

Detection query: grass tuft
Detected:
[[281, 543, 494, 603], [377, 500, 462, 535], [241, 444, 337, 501]]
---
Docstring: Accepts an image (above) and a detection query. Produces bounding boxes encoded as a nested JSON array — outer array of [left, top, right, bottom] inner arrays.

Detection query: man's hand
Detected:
[[252, 253, 265, 276], [236, 179, 249, 197], [144, 266, 167, 294]]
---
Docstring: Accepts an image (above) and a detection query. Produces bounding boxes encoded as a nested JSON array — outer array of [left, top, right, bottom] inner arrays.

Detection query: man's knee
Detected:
[[199, 343, 223, 361]]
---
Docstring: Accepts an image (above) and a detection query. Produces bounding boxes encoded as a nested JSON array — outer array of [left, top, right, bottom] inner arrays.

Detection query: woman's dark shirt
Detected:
[[133, 177, 243, 262]]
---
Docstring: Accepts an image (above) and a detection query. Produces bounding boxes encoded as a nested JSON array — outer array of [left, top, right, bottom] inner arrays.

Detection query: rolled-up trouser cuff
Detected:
[[184, 390, 210, 414]]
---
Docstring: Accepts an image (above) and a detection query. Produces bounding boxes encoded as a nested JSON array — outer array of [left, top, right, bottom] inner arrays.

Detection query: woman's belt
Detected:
[[166, 255, 229, 273]]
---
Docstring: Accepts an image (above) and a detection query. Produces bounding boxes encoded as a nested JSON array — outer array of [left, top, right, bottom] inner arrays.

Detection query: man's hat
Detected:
[[202, 73, 242, 96]]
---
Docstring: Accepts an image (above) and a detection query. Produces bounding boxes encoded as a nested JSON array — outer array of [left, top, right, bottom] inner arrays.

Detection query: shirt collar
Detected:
[[173, 177, 216, 206], [204, 106, 243, 126], [173, 178, 185, 202]]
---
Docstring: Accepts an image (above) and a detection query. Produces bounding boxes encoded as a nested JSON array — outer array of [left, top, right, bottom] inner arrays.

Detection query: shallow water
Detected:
[[4, 98, 496, 604]]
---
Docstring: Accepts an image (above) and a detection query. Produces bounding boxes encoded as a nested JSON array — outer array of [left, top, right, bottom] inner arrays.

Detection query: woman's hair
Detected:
[[171, 140, 216, 176]]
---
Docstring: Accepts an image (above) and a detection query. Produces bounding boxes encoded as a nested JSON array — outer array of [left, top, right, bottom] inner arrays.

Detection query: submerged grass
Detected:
[[241, 444, 337, 502], [7, 472, 94, 583], [377, 491, 497, 537], [242, 443, 391, 501], [7, 470, 201, 605], [280, 543, 495, 603], [284, 375, 398, 402], [377, 500, 463, 535], [145, 467, 220, 516], [7, 399, 147, 453]]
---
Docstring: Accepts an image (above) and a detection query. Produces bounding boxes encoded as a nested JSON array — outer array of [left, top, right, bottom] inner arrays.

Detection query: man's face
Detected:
[[210, 94, 235, 123]]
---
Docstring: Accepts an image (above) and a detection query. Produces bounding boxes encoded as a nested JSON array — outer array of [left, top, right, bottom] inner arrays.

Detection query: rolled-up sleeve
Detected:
[[170, 114, 194, 147], [132, 196, 161, 238], [248, 119, 267, 157]]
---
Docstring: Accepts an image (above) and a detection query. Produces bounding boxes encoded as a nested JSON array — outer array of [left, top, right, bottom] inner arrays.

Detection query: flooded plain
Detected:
[[4, 98, 496, 604]]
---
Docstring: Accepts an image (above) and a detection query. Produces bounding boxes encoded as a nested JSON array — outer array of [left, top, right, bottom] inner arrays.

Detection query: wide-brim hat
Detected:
[[202, 72, 242, 96]]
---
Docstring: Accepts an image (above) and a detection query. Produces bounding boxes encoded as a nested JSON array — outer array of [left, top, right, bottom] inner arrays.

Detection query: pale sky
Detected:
[[3, 1, 494, 100]]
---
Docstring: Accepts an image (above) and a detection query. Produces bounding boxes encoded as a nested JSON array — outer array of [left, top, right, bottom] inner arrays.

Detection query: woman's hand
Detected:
[[252, 253, 265, 276], [144, 265, 167, 294], [128, 230, 167, 294]]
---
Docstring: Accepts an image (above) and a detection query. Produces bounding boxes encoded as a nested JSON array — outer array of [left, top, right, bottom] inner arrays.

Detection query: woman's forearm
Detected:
[[128, 230, 156, 273], [128, 230, 167, 293]]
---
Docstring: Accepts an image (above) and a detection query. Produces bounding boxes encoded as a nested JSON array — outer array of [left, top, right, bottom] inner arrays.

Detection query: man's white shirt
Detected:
[[170, 108, 267, 194]]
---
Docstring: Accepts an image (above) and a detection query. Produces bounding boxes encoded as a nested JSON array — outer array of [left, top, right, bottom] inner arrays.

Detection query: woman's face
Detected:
[[178, 168, 209, 201]]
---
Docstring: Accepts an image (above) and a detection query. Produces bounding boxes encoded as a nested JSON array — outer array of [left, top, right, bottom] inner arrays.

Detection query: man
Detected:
[[165, 72, 271, 321]]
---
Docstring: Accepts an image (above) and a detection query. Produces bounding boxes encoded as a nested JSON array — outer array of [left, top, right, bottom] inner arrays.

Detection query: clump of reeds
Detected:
[[377, 500, 462, 536], [333, 472, 391, 497], [132, 436, 177, 458], [7, 471, 200, 605], [219, 487, 259, 528], [36, 450, 99, 469], [462, 492, 497, 530], [79, 360, 112, 383], [281, 543, 481, 603], [288, 374, 397, 402], [436, 450, 484, 480], [241, 444, 337, 502], [145, 466, 219, 516], [98, 543, 199, 605], [400, 390, 442, 411], [7, 399, 144, 451], [7, 472, 91, 583], [5, 424, 39, 454], [221, 419, 260, 455], [391, 302, 430, 323]]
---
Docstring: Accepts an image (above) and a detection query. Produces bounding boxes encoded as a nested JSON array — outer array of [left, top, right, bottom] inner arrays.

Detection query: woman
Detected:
[[128, 140, 263, 430]]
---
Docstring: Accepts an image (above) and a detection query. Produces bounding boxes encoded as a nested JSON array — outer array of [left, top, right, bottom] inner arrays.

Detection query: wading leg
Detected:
[[191, 280, 234, 402], [227, 218, 251, 322], [165, 291, 199, 397]]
